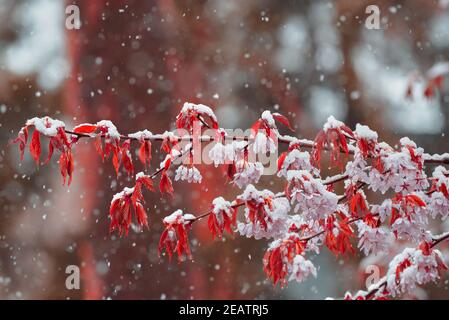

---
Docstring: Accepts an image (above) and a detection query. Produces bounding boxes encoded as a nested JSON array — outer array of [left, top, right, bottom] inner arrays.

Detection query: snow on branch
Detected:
[[11, 101, 449, 299]]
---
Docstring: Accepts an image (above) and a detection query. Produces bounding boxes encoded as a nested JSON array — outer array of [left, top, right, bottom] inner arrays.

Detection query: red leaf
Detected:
[[135, 202, 148, 228], [312, 125, 353, 169], [122, 152, 134, 175], [348, 192, 368, 217], [406, 194, 426, 207], [13, 127, 29, 161], [159, 171, 174, 195], [109, 198, 121, 219], [324, 215, 355, 256], [59, 150, 74, 186], [364, 213, 379, 228], [273, 113, 294, 131], [137, 175, 155, 192], [121, 140, 134, 176], [244, 197, 273, 231], [208, 206, 237, 239], [66, 150, 74, 185], [440, 184, 449, 200], [44, 140, 54, 165], [73, 124, 97, 134], [158, 229, 172, 260], [407, 146, 422, 170], [112, 151, 120, 176], [251, 119, 261, 135], [390, 207, 400, 226], [57, 127, 71, 148], [263, 234, 304, 286], [395, 258, 412, 285], [94, 135, 104, 161], [161, 135, 178, 154], [208, 214, 217, 239], [338, 132, 349, 154], [29, 130, 41, 165], [277, 152, 288, 172], [138, 140, 152, 167], [312, 131, 325, 166], [158, 214, 192, 262]]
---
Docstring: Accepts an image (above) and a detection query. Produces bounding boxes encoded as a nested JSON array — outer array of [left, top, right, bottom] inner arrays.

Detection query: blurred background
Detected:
[[0, 0, 449, 299]]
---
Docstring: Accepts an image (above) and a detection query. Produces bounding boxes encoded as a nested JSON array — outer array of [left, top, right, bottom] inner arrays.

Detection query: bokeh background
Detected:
[[1, 0, 449, 299]]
